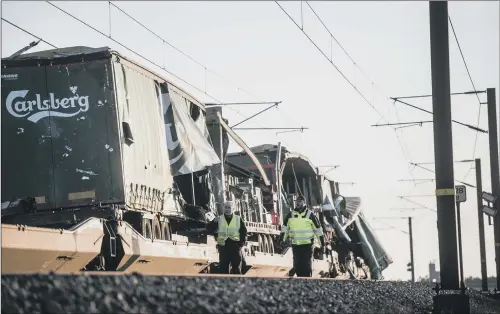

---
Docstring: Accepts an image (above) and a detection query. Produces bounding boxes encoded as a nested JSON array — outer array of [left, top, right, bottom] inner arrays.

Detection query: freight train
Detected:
[[1, 45, 393, 278]]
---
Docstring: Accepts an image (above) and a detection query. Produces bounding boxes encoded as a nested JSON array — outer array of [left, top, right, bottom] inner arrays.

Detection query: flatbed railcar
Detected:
[[1, 46, 391, 279]]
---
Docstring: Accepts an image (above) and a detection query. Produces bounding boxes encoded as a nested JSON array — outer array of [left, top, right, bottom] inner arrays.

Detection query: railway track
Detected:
[[6, 271, 352, 280], [3, 273, 500, 314]]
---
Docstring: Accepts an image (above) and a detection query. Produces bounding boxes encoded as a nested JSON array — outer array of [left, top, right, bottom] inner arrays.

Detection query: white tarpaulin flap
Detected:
[[356, 215, 394, 277], [341, 197, 393, 278], [157, 82, 220, 176], [320, 190, 393, 279], [321, 178, 337, 212]]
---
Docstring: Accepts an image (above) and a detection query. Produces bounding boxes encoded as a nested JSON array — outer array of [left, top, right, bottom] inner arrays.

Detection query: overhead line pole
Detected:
[[486, 88, 500, 291], [409, 217, 415, 283], [429, 0, 460, 290], [475, 158, 488, 292]]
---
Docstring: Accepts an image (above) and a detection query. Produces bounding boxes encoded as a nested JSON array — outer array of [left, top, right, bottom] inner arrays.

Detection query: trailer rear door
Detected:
[[1, 66, 55, 210], [1, 58, 124, 210], [45, 59, 124, 208]]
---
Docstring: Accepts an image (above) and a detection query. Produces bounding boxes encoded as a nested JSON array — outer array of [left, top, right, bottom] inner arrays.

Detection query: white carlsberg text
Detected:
[[5, 88, 89, 123]]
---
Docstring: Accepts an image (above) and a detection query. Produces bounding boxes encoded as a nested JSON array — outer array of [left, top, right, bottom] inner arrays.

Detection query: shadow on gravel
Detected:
[[2, 274, 500, 313]]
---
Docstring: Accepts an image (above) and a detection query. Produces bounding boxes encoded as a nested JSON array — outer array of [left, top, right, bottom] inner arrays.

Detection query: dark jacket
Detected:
[[207, 214, 248, 248], [279, 206, 325, 247]]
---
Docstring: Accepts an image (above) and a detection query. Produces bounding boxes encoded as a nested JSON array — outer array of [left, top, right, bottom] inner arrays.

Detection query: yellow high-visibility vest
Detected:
[[282, 210, 324, 245], [217, 215, 241, 246]]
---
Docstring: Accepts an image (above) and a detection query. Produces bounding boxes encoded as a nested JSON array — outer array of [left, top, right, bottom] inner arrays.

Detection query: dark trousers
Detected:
[[218, 241, 242, 274], [292, 243, 313, 277]]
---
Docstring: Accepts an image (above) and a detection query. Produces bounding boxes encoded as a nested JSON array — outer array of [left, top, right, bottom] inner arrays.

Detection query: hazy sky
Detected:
[[2, 1, 499, 281]]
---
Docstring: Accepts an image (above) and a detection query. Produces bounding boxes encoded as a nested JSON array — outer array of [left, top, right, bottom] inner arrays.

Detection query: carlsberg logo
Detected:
[[5, 87, 89, 123]]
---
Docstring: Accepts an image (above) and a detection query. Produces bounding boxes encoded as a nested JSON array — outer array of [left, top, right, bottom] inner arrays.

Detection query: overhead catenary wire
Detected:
[[0, 17, 289, 205], [43, 1, 276, 133], [275, 1, 416, 182], [1, 18, 58, 49], [275, 1, 387, 122], [111, 2, 292, 132], [113, 2, 304, 159], [45, 1, 221, 103], [109, 1, 261, 101], [392, 102, 416, 179], [372, 121, 433, 127], [391, 98, 487, 133], [392, 90, 486, 100], [8, 3, 452, 195], [377, 221, 409, 235], [234, 127, 307, 131], [370, 218, 409, 235], [412, 160, 475, 165], [391, 207, 425, 211], [303, 1, 417, 178], [305, 1, 377, 89], [108, 1, 286, 132], [410, 163, 476, 188], [398, 196, 437, 213], [390, 89, 487, 181], [43, 3, 245, 129], [397, 179, 435, 182], [448, 15, 483, 181]]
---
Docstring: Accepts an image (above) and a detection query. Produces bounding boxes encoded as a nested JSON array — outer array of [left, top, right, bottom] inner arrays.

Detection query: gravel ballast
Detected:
[[2, 274, 500, 313]]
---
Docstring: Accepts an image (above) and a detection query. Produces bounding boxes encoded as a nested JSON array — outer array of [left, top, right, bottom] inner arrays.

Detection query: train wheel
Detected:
[[142, 218, 152, 240], [161, 221, 172, 241], [267, 234, 275, 254], [257, 234, 264, 252], [152, 217, 162, 241], [98, 254, 106, 271], [262, 235, 270, 253], [361, 264, 371, 280]]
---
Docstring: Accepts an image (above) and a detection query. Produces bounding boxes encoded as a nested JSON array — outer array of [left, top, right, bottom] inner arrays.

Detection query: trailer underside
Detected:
[[1, 211, 370, 279]]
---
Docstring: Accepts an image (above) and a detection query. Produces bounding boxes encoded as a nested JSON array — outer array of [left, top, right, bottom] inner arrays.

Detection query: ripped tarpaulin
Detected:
[[341, 197, 394, 279], [157, 82, 220, 176], [320, 179, 343, 219], [322, 189, 393, 279], [320, 179, 352, 241], [356, 214, 394, 278]]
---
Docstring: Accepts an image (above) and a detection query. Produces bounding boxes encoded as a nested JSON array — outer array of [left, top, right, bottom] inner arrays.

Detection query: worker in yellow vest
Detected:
[[279, 195, 325, 277], [208, 201, 247, 274]]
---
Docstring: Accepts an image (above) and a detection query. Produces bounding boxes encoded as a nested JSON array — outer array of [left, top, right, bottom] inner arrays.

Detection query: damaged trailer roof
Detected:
[[225, 161, 265, 185], [2, 46, 207, 113], [1, 45, 222, 212], [227, 143, 318, 177], [228, 144, 394, 277]]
